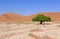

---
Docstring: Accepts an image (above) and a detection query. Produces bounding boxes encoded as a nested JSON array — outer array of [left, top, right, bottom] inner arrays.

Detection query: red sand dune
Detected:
[[0, 12, 60, 22], [29, 12, 60, 21]]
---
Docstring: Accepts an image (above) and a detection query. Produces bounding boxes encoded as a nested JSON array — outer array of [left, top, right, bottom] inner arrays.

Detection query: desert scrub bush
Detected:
[[17, 22, 21, 25], [6, 22, 11, 25], [57, 25, 60, 27]]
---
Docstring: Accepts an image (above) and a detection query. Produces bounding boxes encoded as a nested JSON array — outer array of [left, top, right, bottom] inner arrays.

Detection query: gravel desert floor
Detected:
[[0, 22, 60, 39]]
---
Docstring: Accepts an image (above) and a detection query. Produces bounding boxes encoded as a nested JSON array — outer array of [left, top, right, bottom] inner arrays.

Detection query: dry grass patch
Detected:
[[29, 28, 43, 32], [28, 33, 42, 39]]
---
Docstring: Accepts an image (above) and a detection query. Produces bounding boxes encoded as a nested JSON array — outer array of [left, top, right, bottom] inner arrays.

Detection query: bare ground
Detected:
[[0, 22, 60, 39]]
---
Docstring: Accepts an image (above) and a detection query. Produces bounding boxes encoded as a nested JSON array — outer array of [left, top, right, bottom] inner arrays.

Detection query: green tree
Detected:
[[32, 15, 51, 24]]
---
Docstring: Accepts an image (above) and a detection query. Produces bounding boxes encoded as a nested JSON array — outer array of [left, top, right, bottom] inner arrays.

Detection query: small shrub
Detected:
[[58, 25, 60, 27]]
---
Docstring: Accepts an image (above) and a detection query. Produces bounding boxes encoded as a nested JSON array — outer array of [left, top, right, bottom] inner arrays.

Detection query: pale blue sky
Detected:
[[0, 0, 60, 16]]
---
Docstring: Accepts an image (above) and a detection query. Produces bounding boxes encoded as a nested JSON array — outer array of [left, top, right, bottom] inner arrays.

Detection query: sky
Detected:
[[0, 0, 60, 16]]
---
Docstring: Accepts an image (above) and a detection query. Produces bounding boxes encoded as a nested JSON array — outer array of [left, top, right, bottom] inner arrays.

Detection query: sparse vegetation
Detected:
[[32, 15, 51, 24], [57, 25, 60, 27], [6, 22, 11, 25]]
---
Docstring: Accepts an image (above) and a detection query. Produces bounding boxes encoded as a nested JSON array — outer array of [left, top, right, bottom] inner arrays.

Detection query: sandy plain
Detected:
[[0, 22, 60, 39]]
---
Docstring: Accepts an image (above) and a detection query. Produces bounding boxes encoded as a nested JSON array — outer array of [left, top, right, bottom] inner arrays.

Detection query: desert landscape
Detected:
[[0, 12, 60, 39], [1, 0, 60, 39]]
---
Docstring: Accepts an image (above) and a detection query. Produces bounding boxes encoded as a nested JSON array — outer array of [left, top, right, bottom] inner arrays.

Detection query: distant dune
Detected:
[[0, 12, 60, 22]]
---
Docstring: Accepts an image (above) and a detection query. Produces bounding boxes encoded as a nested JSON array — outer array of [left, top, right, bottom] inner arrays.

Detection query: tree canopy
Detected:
[[32, 15, 51, 24]]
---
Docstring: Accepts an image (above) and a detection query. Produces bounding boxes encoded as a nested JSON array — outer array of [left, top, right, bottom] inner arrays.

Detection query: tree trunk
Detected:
[[40, 21, 43, 24]]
